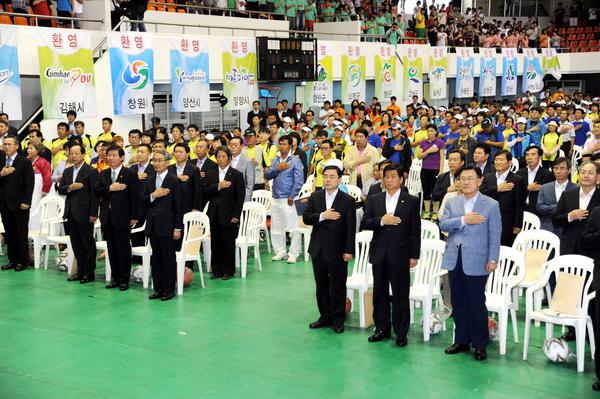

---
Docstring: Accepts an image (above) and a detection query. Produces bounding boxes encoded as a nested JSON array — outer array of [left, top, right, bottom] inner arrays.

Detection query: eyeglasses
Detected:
[[459, 176, 478, 182]]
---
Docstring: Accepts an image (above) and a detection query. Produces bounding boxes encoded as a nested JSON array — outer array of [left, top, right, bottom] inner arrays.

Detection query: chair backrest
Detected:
[[406, 164, 422, 196], [306, 174, 315, 187], [295, 182, 313, 200], [512, 229, 561, 261], [571, 145, 583, 176], [521, 211, 541, 231], [421, 219, 440, 241], [251, 190, 272, 212], [341, 175, 350, 185], [413, 239, 446, 286], [36, 195, 65, 235], [181, 211, 210, 256], [345, 184, 362, 203], [486, 246, 525, 301], [510, 157, 520, 173], [350, 230, 373, 286], [239, 202, 266, 241], [543, 255, 595, 316]]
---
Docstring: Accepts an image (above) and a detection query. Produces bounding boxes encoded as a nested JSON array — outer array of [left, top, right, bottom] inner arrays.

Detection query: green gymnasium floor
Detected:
[[0, 248, 596, 399]]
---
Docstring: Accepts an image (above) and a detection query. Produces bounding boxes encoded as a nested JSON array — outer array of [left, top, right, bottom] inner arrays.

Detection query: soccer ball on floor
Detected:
[[132, 266, 144, 283], [420, 314, 443, 335], [543, 338, 573, 362], [488, 316, 498, 338]]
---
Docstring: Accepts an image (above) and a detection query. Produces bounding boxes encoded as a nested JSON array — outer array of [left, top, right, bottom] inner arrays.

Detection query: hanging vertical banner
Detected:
[[0, 27, 21, 120], [170, 37, 210, 113], [402, 45, 424, 101], [522, 48, 544, 94], [108, 32, 154, 115], [501, 48, 518, 96], [37, 29, 97, 119], [479, 47, 497, 97], [306, 42, 333, 106], [455, 47, 474, 98], [541, 48, 562, 81], [222, 38, 258, 111], [341, 44, 366, 105], [428, 46, 447, 100], [374, 44, 396, 104]]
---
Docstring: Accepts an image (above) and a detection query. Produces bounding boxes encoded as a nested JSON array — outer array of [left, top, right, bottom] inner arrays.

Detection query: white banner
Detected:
[[479, 47, 497, 97], [455, 47, 474, 98], [0, 27, 21, 120], [428, 46, 447, 100], [306, 42, 333, 106]]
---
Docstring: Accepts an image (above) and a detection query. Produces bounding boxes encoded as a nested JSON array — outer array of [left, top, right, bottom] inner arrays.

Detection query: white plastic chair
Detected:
[[521, 211, 541, 231], [346, 230, 374, 328], [306, 174, 315, 187], [406, 163, 423, 211], [510, 157, 520, 173], [131, 223, 153, 288], [345, 184, 362, 203], [485, 246, 526, 355], [235, 202, 266, 278], [201, 201, 211, 272], [409, 239, 447, 342], [523, 255, 596, 372], [571, 145, 583, 178], [341, 175, 350, 185], [251, 190, 272, 253], [421, 219, 440, 241], [176, 211, 209, 295], [96, 240, 112, 282], [0, 213, 4, 255], [29, 195, 64, 269], [292, 183, 314, 261]]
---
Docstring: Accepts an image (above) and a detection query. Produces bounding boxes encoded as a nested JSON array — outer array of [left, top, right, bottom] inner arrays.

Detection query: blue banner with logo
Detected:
[[522, 48, 544, 94], [170, 37, 210, 113], [501, 48, 518, 96], [478, 48, 497, 98], [108, 32, 154, 115], [455, 47, 474, 98], [0, 27, 21, 120]]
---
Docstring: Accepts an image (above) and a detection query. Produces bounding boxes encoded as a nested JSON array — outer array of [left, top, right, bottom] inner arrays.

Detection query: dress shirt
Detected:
[[150, 170, 168, 202], [5, 153, 16, 167], [579, 187, 596, 211], [525, 164, 540, 204], [196, 156, 207, 170], [138, 161, 149, 174], [110, 165, 122, 182], [231, 154, 241, 170], [72, 163, 82, 183], [460, 192, 480, 227], [218, 165, 230, 182], [495, 169, 510, 185], [554, 180, 568, 204], [175, 162, 186, 176], [319, 189, 339, 222]]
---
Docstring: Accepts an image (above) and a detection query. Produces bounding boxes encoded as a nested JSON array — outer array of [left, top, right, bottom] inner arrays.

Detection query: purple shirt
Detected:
[[420, 138, 444, 170]]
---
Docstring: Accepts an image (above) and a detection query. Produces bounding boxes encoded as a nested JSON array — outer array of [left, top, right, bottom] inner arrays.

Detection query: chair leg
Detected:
[[534, 291, 542, 327], [235, 245, 240, 270], [141, 254, 149, 288], [203, 240, 211, 273], [177, 258, 184, 296], [359, 289, 366, 328], [512, 287, 520, 312], [255, 244, 262, 271], [510, 307, 519, 343], [264, 227, 272, 253], [409, 299, 415, 324], [545, 323, 554, 341], [197, 257, 205, 288], [523, 317, 531, 360], [347, 289, 354, 312], [575, 322, 585, 372], [588, 318, 596, 360], [422, 297, 432, 342], [303, 232, 310, 262], [66, 246, 74, 275], [43, 241, 51, 269], [33, 237, 41, 269], [241, 245, 248, 278], [498, 310, 508, 355], [105, 250, 112, 282]]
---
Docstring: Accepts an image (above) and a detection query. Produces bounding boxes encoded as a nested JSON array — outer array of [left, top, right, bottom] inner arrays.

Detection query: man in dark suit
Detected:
[[381, 124, 412, 174], [94, 145, 140, 291], [142, 150, 183, 301], [0, 136, 34, 271], [302, 164, 356, 333], [473, 143, 496, 175], [432, 149, 465, 203], [481, 150, 527, 246], [168, 143, 201, 213], [129, 143, 155, 259], [536, 157, 578, 235], [246, 100, 266, 127], [193, 139, 217, 211], [516, 145, 555, 215], [204, 146, 245, 280], [361, 164, 421, 347], [57, 143, 99, 283]]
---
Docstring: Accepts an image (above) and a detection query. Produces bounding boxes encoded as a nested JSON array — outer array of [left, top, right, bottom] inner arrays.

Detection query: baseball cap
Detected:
[[206, 133, 215, 140], [391, 123, 401, 129], [301, 126, 311, 132], [322, 158, 344, 172], [283, 116, 292, 123], [547, 120, 558, 127], [481, 118, 492, 128], [516, 117, 527, 124]]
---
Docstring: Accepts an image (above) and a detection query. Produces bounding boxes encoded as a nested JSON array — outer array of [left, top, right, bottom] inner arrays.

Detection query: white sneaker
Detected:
[[272, 253, 287, 261], [287, 256, 297, 264]]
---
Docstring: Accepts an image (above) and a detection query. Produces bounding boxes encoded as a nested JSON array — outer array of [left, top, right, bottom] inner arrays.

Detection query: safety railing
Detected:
[[0, 10, 103, 29]]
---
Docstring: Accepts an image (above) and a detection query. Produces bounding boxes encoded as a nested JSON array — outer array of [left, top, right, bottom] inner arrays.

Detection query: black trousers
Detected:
[[372, 260, 410, 336], [65, 217, 96, 277], [420, 168, 438, 201], [449, 249, 489, 349], [103, 223, 132, 284], [312, 252, 348, 326], [0, 206, 29, 265], [595, 291, 600, 380], [149, 234, 176, 295], [210, 222, 239, 277]]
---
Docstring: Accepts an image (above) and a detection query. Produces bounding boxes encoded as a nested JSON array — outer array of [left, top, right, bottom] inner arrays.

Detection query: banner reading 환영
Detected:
[[522, 48, 544, 94], [341, 44, 366, 105], [108, 32, 154, 115], [402, 45, 424, 101], [0, 27, 21, 120], [37, 29, 97, 119], [428, 46, 447, 100], [306, 42, 333, 106], [222, 39, 258, 111], [455, 47, 474, 98], [479, 48, 497, 97], [541, 48, 562, 81], [501, 48, 518, 96], [170, 37, 210, 113], [374, 44, 396, 104]]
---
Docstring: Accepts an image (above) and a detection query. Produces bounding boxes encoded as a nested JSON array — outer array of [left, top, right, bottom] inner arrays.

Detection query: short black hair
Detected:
[[553, 156, 571, 169], [188, 124, 199, 131], [174, 142, 190, 153], [323, 165, 343, 177], [129, 129, 141, 137], [94, 140, 107, 151], [525, 145, 543, 157], [102, 117, 113, 124], [355, 128, 368, 138], [230, 136, 244, 146], [66, 110, 77, 117], [107, 145, 125, 157], [321, 139, 333, 148], [57, 122, 69, 130], [362, 120, 373, 128], [137, 143, 152, 153], [456, 165, 483, 179], [215, 145, 232, 159], [74, 120, 84, 127], [278, 135, 293, 146], [495, 149, 513, 161], [383, 163, 404, 178], [447, 149, 466, 163], [475, 142, 491, 156]]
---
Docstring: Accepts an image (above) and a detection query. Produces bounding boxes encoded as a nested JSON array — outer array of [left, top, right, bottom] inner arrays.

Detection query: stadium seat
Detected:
[[568, 34, 577, 41], [576, 27, 584, 33], [595, 26, 600, 32], [558, 28, 566, 35], [178, 8, 186, 13], [585, 26, 593, 33], [567, 27, 575, 34], [0, 15, 11, 25], [589, 40, 598, 47], [586, 33, 595, 40], [577, 33, 585, 40], [148, 4, 157, 10], [14, 16, 28, 26]]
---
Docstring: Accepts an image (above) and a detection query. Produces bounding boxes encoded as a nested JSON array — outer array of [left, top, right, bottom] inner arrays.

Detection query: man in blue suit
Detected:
[[536, 157, 577, 235], [439, 165, 502, 361]]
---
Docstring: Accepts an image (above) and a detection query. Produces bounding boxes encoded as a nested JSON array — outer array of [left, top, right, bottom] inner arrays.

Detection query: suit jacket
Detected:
[[552, 187, 600, 256], [246, 109, 266, 127], [204, 166, 245, 226], [0, 152, 34, 211], [302, 189, 356, 262], [439, 193, 502, 276], [481, 171, 527, 235], [536, 180, 578, 235], [57, 163, 99, 223], [432, 171, 453, 203], [294, 147, 308, 181], [231, 154, 255, 201], [360, 190, 421, 266], [142, 172, 184, 237], [447, 136, 478, 165], [195, 157, 217, 210], [94, 165, 140, 229], [580, 206, 600, 291], [129, 162, 155, 223], [168, 162, 202, 212], [516, 166, 555, 214], [367, 182, 384, 197]]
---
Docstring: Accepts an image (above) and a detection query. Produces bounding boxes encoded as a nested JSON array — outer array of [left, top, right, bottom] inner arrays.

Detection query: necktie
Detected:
[[111, 169, 117, 182], [156, 174, 163, 190], [6, 157, 12, 167], [73, 167, 79, 184]]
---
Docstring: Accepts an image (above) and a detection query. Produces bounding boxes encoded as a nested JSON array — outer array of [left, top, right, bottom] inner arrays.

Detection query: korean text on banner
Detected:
[[341, 44, 366, 105], [306, 42, 333, 106], [37, 29, 97, 119], [455, 47, 474, 98], [501, 48, 518, 96], [479, 48, 497, 97], [222, 39, 258, 111]]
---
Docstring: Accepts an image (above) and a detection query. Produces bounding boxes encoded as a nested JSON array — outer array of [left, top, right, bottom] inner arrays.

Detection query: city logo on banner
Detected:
[[348, 64, 362, 88], [175, 67, 207, 85], [122, 60, 149, 90]]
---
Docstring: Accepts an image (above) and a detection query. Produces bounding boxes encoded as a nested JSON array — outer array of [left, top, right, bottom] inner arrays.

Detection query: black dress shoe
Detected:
[[332, 324, 344, 333], [592, 381, 600, 391], [119, 283, 129, 291], [161, 292, 175, 301], [368, 330, 391, 342], [445, 343, 471, 354], [222, 274, 233, 280], [474, 348, 487, 361], [14, 264, 27, 272], [396, 335, 408, 347], [308, 319, 332, 329], [148, 292, 162, 300], [1, 262, 16, 270], [210, 273, 222, 280], [67, 274, 82, 282], [105, 281, 120, 289], [80, 275, 95, 284], [561, 329, 576, 342]]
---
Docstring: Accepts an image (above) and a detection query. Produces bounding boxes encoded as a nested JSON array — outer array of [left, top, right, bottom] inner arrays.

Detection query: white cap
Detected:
[[547, 120, 558, 127], [283, 116, 292, 123], [206, 133, 215, 140], [333, 120, 343, 126], [582, 100, 591, 105], [540, 102, 547, 107], [438, 106, 447, 111], [394, 115, 402, 120], [480, 107, 489, 113], [341, 118, 349, 125], [322, 158, 344, 172], [467, 116, 473, 121], [301, 126, 311, 132], [421, 105, 429, 110], [516, 117, 527, 124], [501, 106, 510, 111], [454, 114, 464, 120], [556, 100, 566, 105], [334, 125, 344, 131]]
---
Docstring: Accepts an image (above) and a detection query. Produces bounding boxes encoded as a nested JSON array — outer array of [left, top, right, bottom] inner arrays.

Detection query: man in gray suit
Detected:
[[229, 136, 255, 201], [439, 165, 502, 361], [536, 157, 577, 236]]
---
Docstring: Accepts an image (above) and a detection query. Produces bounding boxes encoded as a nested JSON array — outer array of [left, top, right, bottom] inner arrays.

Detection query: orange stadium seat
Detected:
[[0, 15, 11, 25], [13, 16, 28, 26]]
